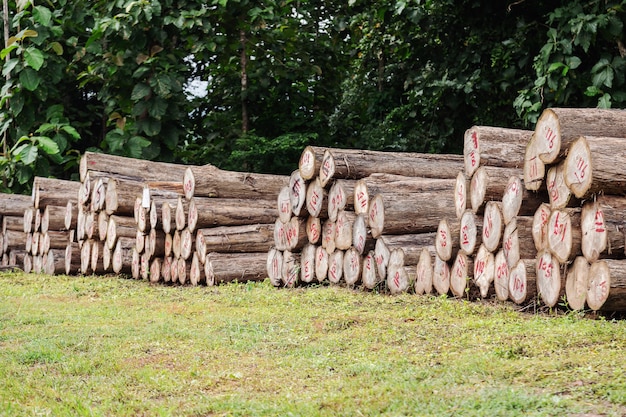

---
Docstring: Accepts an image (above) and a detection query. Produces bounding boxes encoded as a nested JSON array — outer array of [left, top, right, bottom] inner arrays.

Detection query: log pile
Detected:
[[0, 193, 33, 268]]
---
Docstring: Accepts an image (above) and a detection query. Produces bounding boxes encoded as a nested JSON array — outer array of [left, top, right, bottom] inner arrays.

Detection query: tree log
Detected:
[[80, 151, 189, 183], [343, 247, 362, 287], [285, 217, 307, 251], [106, 215, 137, 250], [90, 240, 106, 275], [112, 237, 134, 275], [463, 126, 531, 177], [433, 255, 450, 296], [546, 208, 581, 264], [532, 203, 551, 252], [306, 215, 321, 245], [187, 196, 276, 232], [23, 207, 34, 233], [502, 216, 536, 268], [414, 247, 434, 295], [177, 257, 192, 285], [277, 186, 292, 223], [280, 250, 300, 287], [377, 233, 435, 267], [523, 137, 546, 191], [315, 245, 329, 283], [508, 259, 537, 305], [180, 228, 195, 260], [564, 135, 626, 199], [564, 256, 590, 311], [459, 210, 481, 255], [267, 248, 283, 287], [131, 247, 141, 279], [64, 242, 80, 275], [450, 251, 472, 298], [353, 180, 369, 215], [387, 263, 410, 294], [455, 172, 468, 220], [316, 147, 464, 187], [90, 177, 106, 212], [3, 215, 23, 233], [328, 179, 354, 222], [300, 243, 316, 283], [298, 145, 323, 180], [535, 249, 564, 308], [189, 252, 205, 286], [305, 178, 327, 218], [196, 224, 274, 262], [172, 230, 182, 259], [435, 218, 460, 262], [104, 177, 143, 216], [80, 239, 93, 274], [473, 244, 495, 299], [482, 201, 503, 253], [335, 210, 355, 251], [546, 162, 576, 210], [289, 170, 306, 217], [32, 177, 80, 209], [0, 192, 33, 217], [43, 249, 65, 275], [470, 166, 521, 213], [175, 196, 188, 231], [587, 259, 626, 311], [368, 191, 457, 238], [322, 220, 336, 254], [361, 250, 381, 290], [97, 211, 109, 241], [501, 176, 546, 223], [183, 163, 287, 201], [149, 258, 162, 284], [580, 196, 626, 262], [328, 250, 343, 284], [533, 108, 626, 164], [161, 256, 173, 283], [23, 253, 32, 273], [273, 219, 288, 251], [3, 230, 27, 252], [42, 230, 72, 253], [494, 250, 509, 302]]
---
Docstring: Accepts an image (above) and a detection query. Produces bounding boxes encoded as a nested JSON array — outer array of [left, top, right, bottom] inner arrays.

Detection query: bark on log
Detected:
[[494, 250, 509, 302], [147, 229, 165, 259], [536, 249, 564, 308], [3, 215, 23, 233], [580, 196, 626, 262], [564, 135, 626, 199], [106, 215, 137, 250], [112, 237, 134, 274], [587, 259, 626, 311], [508, 259, 537, 305], [196, 224, 274, 262], [182, 164, 287, 200], [80, 151, 190, 183], [473, 244, 495, 299], [104, 177, 143, 216], [546, 208, 582, 263], [42, 230, 72, 252], [267, 248, 283, 287], [470, 166, 521, 213], [3, 230, 27, 252], [565, 256, 590, 311], [315, 245, 329, 283], [343, 247, 362, 287], [533, 108, 626, 164], [32, 177, 80, 209], [316, 147, 464, 187], [463, 126, 531, 177], [459, 210, 481, 255], [455, 172, 468, 220], [0, 192, 33, 217], [523, 137, 546, 191], [368, 191, 457, 238], [450, 251, 472, 298], [377, 233, 435, 267], [414, 247, 434, 295], [435, 218, 460, 262], [187, 196, 276, 232], [43, 249, 65, 275]]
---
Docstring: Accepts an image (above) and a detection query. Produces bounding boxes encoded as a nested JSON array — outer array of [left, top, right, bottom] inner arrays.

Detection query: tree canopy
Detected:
[[1, 0, 625, 192]]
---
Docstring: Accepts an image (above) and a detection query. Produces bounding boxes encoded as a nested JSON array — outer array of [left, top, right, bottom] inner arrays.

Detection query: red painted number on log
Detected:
[[548, 178, 559, 202], [292, 180, 302, 198], [574, 155, 588, 183], [322, 159, 331, 177], [471, 131, 478, 149], [513, 275, 524, 293], [439, 229, 447, 247], [370, 201, 378, 222], [475, 259, 485, 276], [375, 254, 384, 266], [543, 125, 556, 151], [393, 271, 400, 289], [594, 209, 605, 233], [497, 262, 507, 280], [507, 180, 519, 196], [538, 256, 553, 280], [272, 258, 279, 277], [484, 213, 492, 239], [303, 261, 311, 281], [281, 201, 290, 214], [469, 151, 477, 168], [357, 235, 364, 252], [503, 235, 513, 255], [552, 212, 567, 242], [529, 156, 539, 178], [357, 192, 367, 210], [461, 225, 469, 246]]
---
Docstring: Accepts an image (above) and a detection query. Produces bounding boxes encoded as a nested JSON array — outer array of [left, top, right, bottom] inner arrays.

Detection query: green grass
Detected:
[[0, 272, 625, 416]]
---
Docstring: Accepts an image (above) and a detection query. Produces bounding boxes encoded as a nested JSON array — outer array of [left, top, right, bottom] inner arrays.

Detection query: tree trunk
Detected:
[[501, 176, 546, 224], [473, 244, 495, 299], [300, 243, 316, 283], [564, 135, 626, 199], [280, 250, 300, 288], [502, 216, 536, 268], [298, 145, 323, 181], [33, 177, 80, 209], [494, 249, 509, 301], [266, 248, 283, 287], [435, 218, 460, 261], [587, 259, 626, 311], [277, 186, 292, 223], [532, 203, 552, 252], [361, 250, 381, 290], [535, 249, 564, 308], [106, 215, 137, 250], [289, 170, 306, 216], [65, 242, 81, 275], [450, 251, 472, 298], [328, 179, 354, 222], [463, 126, 531, 177], [546, 208, 581, 264], [321, 219, 336, 254], [314, 245, 328, 283], [433, 255, 450, 296], [564, 256, 590, 311], [327, 250, 343, 284], [305, 177, 327, 218], [523, 137, 546, 191], [306, 215, 321, 245], [196, 223, 274, 262], [80, 151, 190, 183], [533, 108, 626, 164], [335, 210, 355, 251], [459, 210, 481, 255], [546, 162, 576, 209], [469, 166, 521, 213], [104, 177, 143, 216], [187, 196, 276, 232], [455, 172, 468, 219], [0, 193, 33, 217], [42, 230, 72, 252], [414, 247, 434, 295], [482, 201, 503, 253], [112, 237, 134, 274], [183, 164, 287, 200], [343, 247, 362, 287]]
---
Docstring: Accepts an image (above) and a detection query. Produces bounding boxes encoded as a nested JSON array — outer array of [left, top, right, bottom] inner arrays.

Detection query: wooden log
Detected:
[[532, 203, 551, 252], [34, 209, 41, 234], [23, 253, 32, 273], [298, 145, 323, 181], [352, 214, 374, 255], [177, 257, 191, 285], [494, 250, 509, 302], [502, 216, 536, 268], [327, 250, 343, 284], [23, 207, 34, 233], [149, 258, 162, 284], [368, 191, 457, 238], [546, 162, 576, 210], [414, 247, 434, 295], [459, 210, 481, 255], [334, 210, 355, 251], [580, 196, 626, 262], [84, 211, 97, 240], [463, 126, 531, 177], [267, 248, 283, 287], [64, 201, 77, 232], [32, 177, 80, 209], [564, 256, 590, 311], [160, 201, 175, 234], [482, 201, 503, 253], [501, 176, 546, 224], [306, 215, 321, 245], [564, 135, 626, 199], [353, 180, 369, 216], [189, 252, 205, 286], [0, 192, 33, 217], [328, 180, 355, 223], [9, 250, 27, 267], [90, 177, 107, 212], [523, 137, 546, 191], [316, 147, 464, 187], [80, 151, 189, 183], [182, 164, 287, 200], [90, 240, 106, 275], [3, 230, 27, 252], [435, 218, 459, 262], [305, 178, 327, 218], [454, 172, 468, 220], [172, 230, 182, 259], [28, 232, 38, 256], [167, 253, 178, 283], [187, 196, 276, 232], [470, 166, 521, 213], [32, 255, 43, 274], [43, 249, 65, 275], [277, 186, 292, 223], [280, 251, 300, 287], [546, 208, 582, 264], [106, 215, 137, 250], [273, 219, 289, 251], [387, 263, 410, 294], [376, 233, 435, 267], [535, 249, 564, 308], [315, 245, 329, 283], [450, 251, 472, 298], [299, 243, 316, 284], [361, 250, 380, 290], [63, 242, 79, 275], [112, 237, 134, 274], [343, 247, 361, 287], [180, 228, 195, 260], [508, 259, 537, 305], [473, 244, 495, 299], [289, 170, 306, 217], [285, 217, 307, 251], [363, 174, 456, 196], [321, 220, 336, 254], [104, 177, 142, 216], [587, 259, 626, 311], [140, 252, 151, 280], [533, 108, 626, 164], [432, 255, 450, 296], [80, 239, 92, 274], [374, 238, 390, 280], [3, 215, 24, 233], [175, 196, 188, 231], [130, 247, 141, 279], [42, 230, 72, 252], [161, 256, 173, 283], [147, 229, 165, 259], [97, 211, 109, 241], [195, 224, 274, 262]]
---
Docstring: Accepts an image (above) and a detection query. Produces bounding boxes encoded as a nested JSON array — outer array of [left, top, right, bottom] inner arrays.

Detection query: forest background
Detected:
[[1, 0, 625, 193]]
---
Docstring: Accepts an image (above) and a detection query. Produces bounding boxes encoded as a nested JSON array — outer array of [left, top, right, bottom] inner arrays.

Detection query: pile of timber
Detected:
[[521, 108, 626, 312], [266, 145, 465, 293], [0, 192, 32, 269]]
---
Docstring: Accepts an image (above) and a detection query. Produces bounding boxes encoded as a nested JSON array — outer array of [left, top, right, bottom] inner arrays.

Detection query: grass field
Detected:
[[0, 272, 625, 416]]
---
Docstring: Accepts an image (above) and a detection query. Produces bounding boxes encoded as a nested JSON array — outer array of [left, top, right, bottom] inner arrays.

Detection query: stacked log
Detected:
[[522, 108, 626, 311], [267, 146, 465, 293], [0, 193, 33, 268]]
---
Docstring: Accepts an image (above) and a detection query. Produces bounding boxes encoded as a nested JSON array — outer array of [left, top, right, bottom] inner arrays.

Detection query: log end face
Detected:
[[183, 167, 195, 200], [587, 260, 610, 311]]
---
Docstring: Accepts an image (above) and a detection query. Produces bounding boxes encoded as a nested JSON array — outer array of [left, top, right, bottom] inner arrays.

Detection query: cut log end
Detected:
[[565, 257, 589, 311], [535, 250, 562, 308], [563, 136, 592, 199]]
